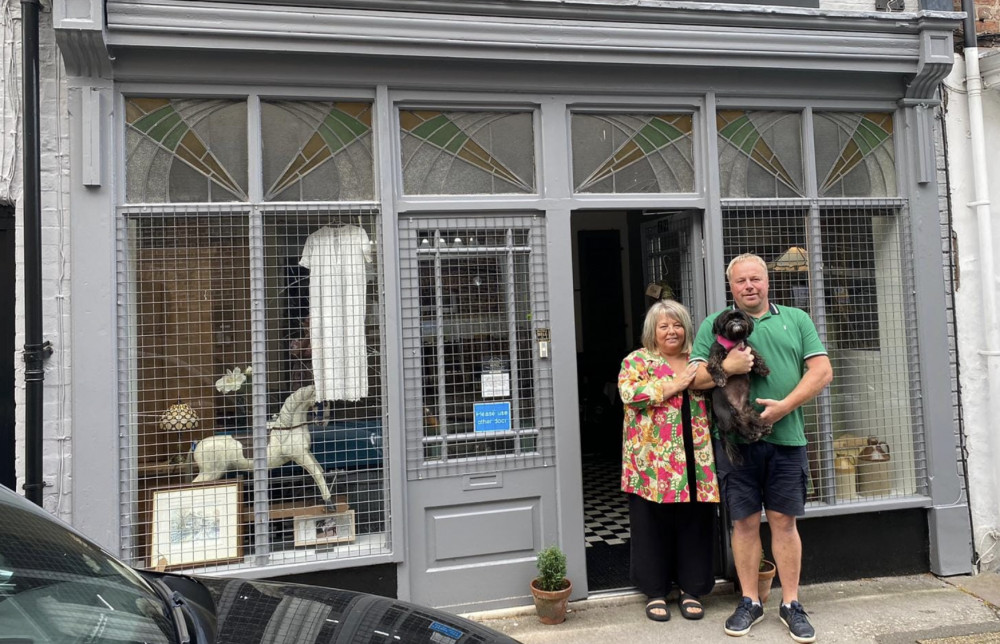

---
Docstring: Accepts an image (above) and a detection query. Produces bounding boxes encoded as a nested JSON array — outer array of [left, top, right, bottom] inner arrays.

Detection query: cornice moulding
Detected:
[[46, 0, 957, 100], [102, 0, 958, 75], [981, 50, 1000, 92], [175, 0, 965, 30]]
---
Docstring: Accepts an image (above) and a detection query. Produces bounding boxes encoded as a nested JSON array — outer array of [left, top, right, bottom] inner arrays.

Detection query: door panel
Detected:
[[399, 216, 556, 610], [410, 478, 554, 609]]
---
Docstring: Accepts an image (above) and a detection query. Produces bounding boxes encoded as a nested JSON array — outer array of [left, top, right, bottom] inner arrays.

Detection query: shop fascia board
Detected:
[[52, 0, 962, 99], [96, 1, 960, 74]]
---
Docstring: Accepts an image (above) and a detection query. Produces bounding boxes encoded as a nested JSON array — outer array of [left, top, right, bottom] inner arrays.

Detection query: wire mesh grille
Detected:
[[640, 212, 703, 317], [721, 200, 925, 507], [399, 215, 554, 479], [116, 204, 389, 572]]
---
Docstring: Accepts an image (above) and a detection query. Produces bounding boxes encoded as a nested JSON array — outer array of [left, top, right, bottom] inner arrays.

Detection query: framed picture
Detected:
[[293, 509, 356, 547], [148, 481, 243, 570]]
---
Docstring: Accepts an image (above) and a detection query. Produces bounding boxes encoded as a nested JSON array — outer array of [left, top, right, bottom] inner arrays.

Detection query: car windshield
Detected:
[[0, 492, 178, 643]]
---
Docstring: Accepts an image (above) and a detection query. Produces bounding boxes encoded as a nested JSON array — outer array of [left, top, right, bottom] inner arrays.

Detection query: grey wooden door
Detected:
[[398, 215, 558, 611]]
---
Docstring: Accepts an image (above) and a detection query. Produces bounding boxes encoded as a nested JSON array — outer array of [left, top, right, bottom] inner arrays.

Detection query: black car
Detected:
[[0, 485, 520, 643]]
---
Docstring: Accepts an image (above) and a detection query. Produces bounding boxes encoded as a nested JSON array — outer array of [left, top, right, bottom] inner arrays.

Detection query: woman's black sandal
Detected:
[[678, 593, 704, 620], [645, 598, 671, 622]]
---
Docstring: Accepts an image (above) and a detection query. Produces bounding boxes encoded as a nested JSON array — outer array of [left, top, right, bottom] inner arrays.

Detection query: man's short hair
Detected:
[[726, 253, 769, 281]]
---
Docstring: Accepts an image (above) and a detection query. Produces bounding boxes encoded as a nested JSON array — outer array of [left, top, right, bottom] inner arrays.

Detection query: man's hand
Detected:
[[723, 345, 755, 375], [755, 397, 790, 425]]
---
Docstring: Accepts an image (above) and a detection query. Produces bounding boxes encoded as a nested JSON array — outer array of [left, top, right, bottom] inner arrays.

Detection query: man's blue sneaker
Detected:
[[779, 600, 817, 643], [724, 596, 764, 637]]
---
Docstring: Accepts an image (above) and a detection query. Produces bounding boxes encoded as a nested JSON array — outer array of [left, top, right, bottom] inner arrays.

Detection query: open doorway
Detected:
[[572, 208, 711, 592]]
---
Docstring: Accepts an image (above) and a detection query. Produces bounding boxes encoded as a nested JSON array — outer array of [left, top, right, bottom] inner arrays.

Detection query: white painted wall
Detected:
[[1, 2, 74, 521], [943, 52, 1000, 573]]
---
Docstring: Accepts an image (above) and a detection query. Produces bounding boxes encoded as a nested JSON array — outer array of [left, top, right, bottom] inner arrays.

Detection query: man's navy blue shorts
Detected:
[[714, 440, 809, 520]]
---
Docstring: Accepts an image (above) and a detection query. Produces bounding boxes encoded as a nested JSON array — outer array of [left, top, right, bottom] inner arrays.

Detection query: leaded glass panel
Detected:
[[571, 113, 695, 193], [125, 98, 248, 203], [814, 112, 896, 198], [261, 101, 375, 201], [399, 111, 535, 195], [717, 111, 803, 198]]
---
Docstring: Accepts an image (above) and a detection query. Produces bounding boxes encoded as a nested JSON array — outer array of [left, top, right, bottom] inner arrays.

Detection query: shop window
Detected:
[[118, 208, 388, 572], [398, 110, 536, 195], [813, 112, 896, 198], [721, 201, 920, 510], [570, 113, 695, 193], [261, 101, 374, 201], [125, 98, 249, 203], [399, 216, 553, 479], [716, 110, 804, 198]]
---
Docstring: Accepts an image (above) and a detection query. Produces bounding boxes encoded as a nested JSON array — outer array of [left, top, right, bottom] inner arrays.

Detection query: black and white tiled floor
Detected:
[[582, 458, 630, 548]]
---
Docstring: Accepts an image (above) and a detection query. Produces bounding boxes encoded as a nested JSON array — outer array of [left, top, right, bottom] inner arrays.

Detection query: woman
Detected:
[[618, 299, 719, 622]]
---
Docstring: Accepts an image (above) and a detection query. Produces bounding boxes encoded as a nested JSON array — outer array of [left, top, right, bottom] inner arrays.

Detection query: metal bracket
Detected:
[[22, 340, 53, 382]]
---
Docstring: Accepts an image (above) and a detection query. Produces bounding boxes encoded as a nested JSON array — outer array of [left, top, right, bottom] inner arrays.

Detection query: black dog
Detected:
[[706, 309, 771, 462]]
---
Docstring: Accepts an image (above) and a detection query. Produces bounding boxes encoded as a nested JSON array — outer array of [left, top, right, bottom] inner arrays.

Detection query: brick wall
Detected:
[[2, 2, 74, 522], [955, 0, 1000, 45], [976, 0, 1000, 36]]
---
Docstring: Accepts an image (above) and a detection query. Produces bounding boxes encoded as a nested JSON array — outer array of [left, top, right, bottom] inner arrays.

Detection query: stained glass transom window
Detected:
[[399, 110, 535, 195], [261, 101, 375, 201], [717, 110, 804, 198], [814, 113, 896, 198], [571, 113, 694, 193], [125, 98, 249, 203]]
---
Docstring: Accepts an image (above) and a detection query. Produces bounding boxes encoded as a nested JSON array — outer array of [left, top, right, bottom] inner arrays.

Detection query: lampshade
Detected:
[[770, 246, 809, 272]]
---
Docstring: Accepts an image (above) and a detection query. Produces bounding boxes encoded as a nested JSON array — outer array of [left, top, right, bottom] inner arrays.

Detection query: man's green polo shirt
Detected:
[[690, 303, 827, 446]]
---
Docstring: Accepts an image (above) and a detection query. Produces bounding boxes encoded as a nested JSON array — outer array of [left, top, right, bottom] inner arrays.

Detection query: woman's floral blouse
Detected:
[[618, 348, 719, 504]]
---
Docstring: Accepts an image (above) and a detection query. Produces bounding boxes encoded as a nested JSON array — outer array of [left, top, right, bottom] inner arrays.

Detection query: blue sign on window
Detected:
[[473, 402, 512, 432]]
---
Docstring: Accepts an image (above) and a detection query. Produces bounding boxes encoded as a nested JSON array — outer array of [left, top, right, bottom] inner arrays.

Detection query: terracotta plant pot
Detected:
[[758, 559, 777, 604], [530, 578, 573, 624]]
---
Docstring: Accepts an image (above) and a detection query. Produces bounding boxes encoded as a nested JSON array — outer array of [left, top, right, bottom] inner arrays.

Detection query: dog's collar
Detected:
[[715, 334, 740, 351]]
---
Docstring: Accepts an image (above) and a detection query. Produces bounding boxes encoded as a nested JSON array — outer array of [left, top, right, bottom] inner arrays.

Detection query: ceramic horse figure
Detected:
[[192, 384, 332, 505]]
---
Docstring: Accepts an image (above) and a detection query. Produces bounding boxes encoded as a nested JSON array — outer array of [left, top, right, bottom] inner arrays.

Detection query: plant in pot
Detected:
[[758, 548, 777, 604], [529, 545, 572, 624]]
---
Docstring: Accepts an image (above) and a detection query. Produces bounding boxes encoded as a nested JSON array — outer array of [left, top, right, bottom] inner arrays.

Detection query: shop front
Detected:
[[55, 0, 969, 611]]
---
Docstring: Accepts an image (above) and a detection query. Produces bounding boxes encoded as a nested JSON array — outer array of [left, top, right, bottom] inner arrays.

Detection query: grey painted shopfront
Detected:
[[56, 0, 970, 612]]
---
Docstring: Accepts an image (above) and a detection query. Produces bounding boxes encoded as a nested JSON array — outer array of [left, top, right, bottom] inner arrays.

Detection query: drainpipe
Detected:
[[962, 0, 1000, 569], [21, 0, 50, 506]]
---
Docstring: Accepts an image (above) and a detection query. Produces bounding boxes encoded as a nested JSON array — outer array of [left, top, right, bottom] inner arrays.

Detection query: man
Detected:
[[691, 253, 833, 644]]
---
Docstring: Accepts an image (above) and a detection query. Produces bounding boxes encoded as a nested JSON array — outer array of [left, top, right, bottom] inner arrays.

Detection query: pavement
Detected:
[[467, 572, 1000, 644]]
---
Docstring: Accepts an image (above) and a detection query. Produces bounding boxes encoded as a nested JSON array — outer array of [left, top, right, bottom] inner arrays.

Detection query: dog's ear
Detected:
[[712, 314, 727, 334]]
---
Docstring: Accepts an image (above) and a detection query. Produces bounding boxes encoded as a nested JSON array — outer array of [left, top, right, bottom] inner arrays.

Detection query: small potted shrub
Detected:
[[529, 545, 572, 624], [758, 549, 777, 604]]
